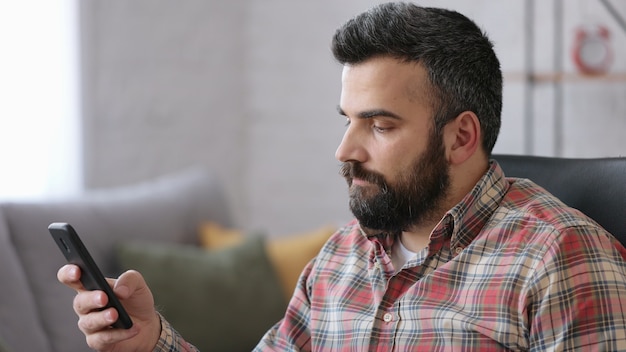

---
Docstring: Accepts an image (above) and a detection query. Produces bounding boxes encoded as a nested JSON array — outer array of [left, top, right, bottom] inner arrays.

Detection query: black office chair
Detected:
[[494, 154, 626, 246]]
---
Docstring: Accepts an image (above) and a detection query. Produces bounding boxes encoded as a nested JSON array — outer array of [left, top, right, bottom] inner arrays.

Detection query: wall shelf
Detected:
[[504, 72, 626, 83]]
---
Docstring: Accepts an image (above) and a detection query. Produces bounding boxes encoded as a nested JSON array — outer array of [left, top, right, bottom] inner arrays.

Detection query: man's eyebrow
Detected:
[[336, 105, 402, 120]]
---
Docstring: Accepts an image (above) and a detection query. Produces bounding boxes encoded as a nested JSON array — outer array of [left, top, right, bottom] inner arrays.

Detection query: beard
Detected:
[[339, 130, 450, 234]]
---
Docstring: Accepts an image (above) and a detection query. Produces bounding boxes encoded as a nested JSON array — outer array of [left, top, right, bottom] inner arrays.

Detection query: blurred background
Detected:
[[0, 0, 624, 236]]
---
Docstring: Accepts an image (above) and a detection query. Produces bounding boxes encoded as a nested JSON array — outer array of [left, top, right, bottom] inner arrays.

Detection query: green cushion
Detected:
[[117, 236, 286, 352], [0, 337, 10, 352]]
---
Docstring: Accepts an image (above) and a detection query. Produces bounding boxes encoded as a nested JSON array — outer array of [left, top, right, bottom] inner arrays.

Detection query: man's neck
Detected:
[[400, 231, 432, 253], [400, 211, 445, 252], [399, 158, 491, 253]]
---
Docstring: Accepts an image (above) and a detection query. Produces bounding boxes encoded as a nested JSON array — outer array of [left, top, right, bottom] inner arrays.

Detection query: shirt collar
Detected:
[[358, 160, 510, 255], [445, 160, 510, 252]]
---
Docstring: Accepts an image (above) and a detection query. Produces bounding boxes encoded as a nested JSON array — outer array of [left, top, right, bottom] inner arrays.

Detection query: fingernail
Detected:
[[105, 309, 115, 322], [69, 266, 79, 278], [116, 285, 130, 298], [94, 294, 104, 307]]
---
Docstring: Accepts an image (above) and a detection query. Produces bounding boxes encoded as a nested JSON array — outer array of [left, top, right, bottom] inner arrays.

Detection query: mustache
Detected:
[[339, 162, 387, 187]]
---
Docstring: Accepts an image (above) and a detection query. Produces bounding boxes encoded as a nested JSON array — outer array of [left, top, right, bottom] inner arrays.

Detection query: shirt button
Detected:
[[374, 262, 382, 270], [383, 313, 393, 322], [455, 246, 463, 254]]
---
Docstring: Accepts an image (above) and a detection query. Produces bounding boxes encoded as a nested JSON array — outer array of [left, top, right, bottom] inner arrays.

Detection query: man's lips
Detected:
[[351, 178, 371, 186]]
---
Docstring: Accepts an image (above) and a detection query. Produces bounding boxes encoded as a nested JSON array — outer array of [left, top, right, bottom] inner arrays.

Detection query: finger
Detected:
[[57, 264, 85, 291], [85, 325, 140, 351], [73, 290, 107, 315], [78, 307, 118, 334]]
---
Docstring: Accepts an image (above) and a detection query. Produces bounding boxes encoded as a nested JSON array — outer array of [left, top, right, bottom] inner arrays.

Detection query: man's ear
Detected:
[[444, 111, 481, 165]]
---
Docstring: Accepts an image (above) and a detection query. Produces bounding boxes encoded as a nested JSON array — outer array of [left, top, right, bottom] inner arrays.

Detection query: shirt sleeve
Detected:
[[528, 226, 626, 351], [254, 259, 316, 351], [153, 312, 200, 352]]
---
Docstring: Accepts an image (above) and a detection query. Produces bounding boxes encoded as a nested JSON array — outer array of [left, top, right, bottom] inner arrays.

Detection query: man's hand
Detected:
[[57, 265, 162, 352]]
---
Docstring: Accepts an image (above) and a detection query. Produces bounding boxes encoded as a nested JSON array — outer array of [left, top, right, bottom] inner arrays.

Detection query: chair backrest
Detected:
[[494, 154, 626, 246]]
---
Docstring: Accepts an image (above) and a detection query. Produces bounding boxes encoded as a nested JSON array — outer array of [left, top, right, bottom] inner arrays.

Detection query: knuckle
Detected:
[[77, 312, 102, 333], [86, 331, 116, 349], [86, 335, 103, 350], [72, 294, 84, 313], [77, 315, 92, 332], [73, 292, 92, 314]]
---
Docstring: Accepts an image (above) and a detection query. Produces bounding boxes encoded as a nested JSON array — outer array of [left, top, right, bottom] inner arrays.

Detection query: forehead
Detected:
[[340, 56, 433, 114]]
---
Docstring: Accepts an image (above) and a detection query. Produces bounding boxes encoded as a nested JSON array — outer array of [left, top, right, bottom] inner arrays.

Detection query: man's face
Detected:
[[336, 57, 450, 233]]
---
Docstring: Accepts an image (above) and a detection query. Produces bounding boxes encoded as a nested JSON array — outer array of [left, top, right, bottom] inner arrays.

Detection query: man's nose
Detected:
[[335, 125, 367, 163]]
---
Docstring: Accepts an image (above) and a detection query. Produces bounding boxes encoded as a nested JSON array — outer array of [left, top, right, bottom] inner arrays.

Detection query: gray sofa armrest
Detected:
[[0, 167, 232, 352]]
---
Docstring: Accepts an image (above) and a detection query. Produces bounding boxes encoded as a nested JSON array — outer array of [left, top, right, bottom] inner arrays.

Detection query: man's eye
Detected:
[[344, 118, 351, 126], [373, 125, 388, 133]]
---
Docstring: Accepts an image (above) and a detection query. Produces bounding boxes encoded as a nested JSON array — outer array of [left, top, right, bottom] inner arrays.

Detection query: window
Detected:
[[0, 0, 81, 199]]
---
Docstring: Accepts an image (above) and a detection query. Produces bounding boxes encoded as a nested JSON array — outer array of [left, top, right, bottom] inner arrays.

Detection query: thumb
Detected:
[[113, 270, 149, 300], [111, 270, 157, 324], [109, 270, 162, 350]]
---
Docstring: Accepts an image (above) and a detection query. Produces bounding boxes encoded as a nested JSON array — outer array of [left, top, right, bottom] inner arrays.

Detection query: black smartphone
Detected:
[[48, 222, 133, 329]]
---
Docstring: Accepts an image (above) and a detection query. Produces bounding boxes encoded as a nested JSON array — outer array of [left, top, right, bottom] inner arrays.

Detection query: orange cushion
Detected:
[[198, 222, 335, 300], [198, 222, 244, 249], [265, 226, 335, 299]]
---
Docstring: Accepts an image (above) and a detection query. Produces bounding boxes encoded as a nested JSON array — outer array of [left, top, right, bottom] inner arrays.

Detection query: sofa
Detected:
[[0, 167, 334, 352]]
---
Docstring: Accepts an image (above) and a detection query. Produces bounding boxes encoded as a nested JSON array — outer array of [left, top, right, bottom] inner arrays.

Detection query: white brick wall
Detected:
[[81, 0, 626, 236]]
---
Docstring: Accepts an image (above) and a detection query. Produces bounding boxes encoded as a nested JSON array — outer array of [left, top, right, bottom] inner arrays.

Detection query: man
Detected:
[[58, 2, 626, 351]]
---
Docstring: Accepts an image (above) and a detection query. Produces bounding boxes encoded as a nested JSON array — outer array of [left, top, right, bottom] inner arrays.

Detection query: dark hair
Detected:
[[332, 2, 502, 154]]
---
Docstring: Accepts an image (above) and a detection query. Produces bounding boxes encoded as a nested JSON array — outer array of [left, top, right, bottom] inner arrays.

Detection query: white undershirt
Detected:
[[392, 237, 418, 272]]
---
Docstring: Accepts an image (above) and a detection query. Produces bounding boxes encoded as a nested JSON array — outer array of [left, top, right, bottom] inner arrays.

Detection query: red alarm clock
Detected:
[[572, 24, 613, 75]]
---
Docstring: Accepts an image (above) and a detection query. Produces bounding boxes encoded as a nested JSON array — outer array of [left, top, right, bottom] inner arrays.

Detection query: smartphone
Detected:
[[48, 222, 133, 329]]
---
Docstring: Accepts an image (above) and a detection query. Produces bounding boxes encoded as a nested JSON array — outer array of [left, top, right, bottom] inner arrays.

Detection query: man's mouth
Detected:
[[340, 162, 386, 189], [350, 178, 371, 187]]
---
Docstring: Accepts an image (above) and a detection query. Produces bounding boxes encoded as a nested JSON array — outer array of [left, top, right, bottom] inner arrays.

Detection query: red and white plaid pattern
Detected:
[[160, 162, 626, 351]]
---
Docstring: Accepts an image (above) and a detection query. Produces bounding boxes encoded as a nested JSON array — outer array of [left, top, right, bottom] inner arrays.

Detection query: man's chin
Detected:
[[349, 185, 381, 201], [352, 211, 404, 235]]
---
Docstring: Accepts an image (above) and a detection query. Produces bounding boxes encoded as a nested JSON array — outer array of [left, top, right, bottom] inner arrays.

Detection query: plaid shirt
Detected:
[[155, 313, 197, 352], [157, 161, 626, 351]]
